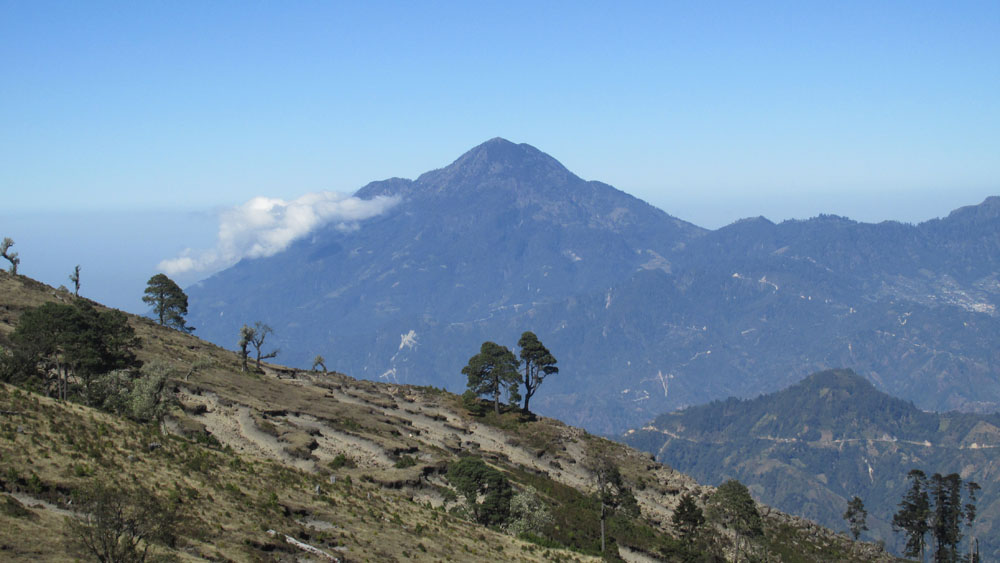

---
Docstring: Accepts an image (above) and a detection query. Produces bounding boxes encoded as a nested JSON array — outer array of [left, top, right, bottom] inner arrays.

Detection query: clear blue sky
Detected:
[[2, 1, 998, 311]]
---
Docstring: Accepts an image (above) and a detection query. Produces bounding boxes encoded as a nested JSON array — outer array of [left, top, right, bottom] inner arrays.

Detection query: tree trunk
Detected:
[[600, 502, 606, 553], [493, 389, 500, 415], [522, 385, 534, 413]]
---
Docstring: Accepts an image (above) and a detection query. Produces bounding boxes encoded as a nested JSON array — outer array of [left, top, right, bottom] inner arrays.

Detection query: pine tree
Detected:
[[672, 492, 705, 544], [517, 331, 558, 414], [707, 479, 763, 561], [843, 496, 869, 540], [462, 341, 520, 415], [893, 469, 930, 560], [592, 456, 639, 553], [142, 274, 192, 332]]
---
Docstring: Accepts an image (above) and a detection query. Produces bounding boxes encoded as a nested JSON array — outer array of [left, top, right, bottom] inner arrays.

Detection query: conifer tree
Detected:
[[672, 492, 705, 544], [142, 274, 192, 332], [843, 496, 868, 540], [591, 456, 639, 553], [517, 331, 558, 414], [893, 469, 931, 560], [462, 341, 520, 415], [707, 479, 762, 561]]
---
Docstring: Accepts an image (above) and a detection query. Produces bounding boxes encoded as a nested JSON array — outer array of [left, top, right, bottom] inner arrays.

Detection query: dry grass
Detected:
[[0, 270, 898, 562]]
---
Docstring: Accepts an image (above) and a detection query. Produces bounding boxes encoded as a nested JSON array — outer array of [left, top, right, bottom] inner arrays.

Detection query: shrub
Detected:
[[66, 479, 181, 562]]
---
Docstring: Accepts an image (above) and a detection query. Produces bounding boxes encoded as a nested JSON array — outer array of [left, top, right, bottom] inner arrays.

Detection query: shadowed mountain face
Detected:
[[185, 138, 1000, 434], [623, 369, 1000, 560]]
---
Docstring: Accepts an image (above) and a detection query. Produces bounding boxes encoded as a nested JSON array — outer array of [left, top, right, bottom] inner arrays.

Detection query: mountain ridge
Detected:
[[623, 368, 1000, 559], [185, 138, 1000, 434]]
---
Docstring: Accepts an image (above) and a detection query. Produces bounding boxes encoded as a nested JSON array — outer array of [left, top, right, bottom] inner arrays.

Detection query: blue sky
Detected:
[[2, 1, 998, 311]]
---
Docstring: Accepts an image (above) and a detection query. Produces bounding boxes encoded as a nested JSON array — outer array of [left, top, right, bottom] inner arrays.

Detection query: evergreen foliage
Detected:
[[707, 479, 762, 561], [141, 274, 192, 332], [446, 456, 513, 527], [592, 456, 639, 552], [517, 331, 558, 414], [7, 301, 140, 400], [462, 341, 520, 415], [672, 492, 705, 544], [892, 469, 980, 563], [843, 496, 868, 540]]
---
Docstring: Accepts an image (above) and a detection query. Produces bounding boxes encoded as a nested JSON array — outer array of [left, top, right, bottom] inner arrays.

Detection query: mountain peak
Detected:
[[415, 138, 576, 188]]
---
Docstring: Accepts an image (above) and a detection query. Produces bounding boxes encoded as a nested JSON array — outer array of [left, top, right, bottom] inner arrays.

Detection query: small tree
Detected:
[[965, 481, 981, 563], [672, 492, 705, 544], [707, 479, 762, 561], [238, 324, 254, 372], [312, 355, 327, 374], [248, 321, 278, 370], [69, 264, 81, 297], [446, 457, 513, 527], [844, 496, 869, 540], [11, 301, 140, 400], [1, 237, 20, 274], [592, 456, 639, 553], [505, 486, 553, 537], [66, 479, 180, 563], [141, 274, 192, 332], [517, 331, 558, 414], [462, 341, 520, 415], [893, 469, 930, 560]]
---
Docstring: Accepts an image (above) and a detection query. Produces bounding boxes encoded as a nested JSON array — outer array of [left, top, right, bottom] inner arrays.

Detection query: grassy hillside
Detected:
[[0, 271, 896, 562]]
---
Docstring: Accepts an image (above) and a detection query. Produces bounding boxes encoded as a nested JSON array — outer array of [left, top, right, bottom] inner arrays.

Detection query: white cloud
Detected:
[[159, 191, 399, 278]]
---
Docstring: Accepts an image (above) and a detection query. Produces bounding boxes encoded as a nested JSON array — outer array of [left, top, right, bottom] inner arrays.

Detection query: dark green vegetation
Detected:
[[892, 470, 981, 563], [0, 271, 893, 561], [462, 341, 520, 415], [183, 139, 1000, 435], [3, 300, 140, 402], [517, 331, 559, 414], [844, 496, 868, 541], [141, 273, 191, 333], [463, 332, 560, 416], [625, 369, 999, 560]]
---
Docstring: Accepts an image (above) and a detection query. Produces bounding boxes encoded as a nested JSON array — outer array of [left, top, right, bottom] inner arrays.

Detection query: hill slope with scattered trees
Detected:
[[0, 271, 894, 561]]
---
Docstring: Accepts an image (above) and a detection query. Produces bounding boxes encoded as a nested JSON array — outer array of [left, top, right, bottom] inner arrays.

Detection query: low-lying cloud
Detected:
[[159, 191, 399, 278]]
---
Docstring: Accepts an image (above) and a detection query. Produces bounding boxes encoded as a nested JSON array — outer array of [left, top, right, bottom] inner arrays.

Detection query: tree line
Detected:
[[893, 469, 980, 563]]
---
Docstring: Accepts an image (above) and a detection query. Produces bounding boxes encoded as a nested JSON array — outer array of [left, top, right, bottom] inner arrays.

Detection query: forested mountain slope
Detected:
[[624, 369, 999, 560]]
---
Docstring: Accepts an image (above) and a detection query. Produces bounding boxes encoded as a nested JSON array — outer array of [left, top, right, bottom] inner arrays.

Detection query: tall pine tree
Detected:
[[462, 341, 520, 415]]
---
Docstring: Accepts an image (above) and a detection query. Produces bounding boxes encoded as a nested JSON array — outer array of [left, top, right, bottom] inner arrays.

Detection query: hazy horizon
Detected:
[[3, 2, 997, 312]]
